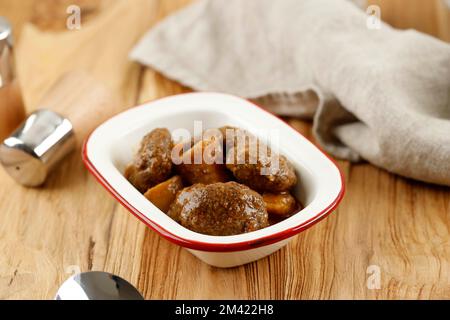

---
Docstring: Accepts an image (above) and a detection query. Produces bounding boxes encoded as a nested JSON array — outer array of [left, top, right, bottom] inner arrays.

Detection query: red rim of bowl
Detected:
[[81, 93, 345, 252]]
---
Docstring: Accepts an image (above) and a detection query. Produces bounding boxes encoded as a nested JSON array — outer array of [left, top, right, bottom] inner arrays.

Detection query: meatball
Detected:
[[125, 128, 173, 193], [167, 182, 269, 236], [226, 140, 297, 192]]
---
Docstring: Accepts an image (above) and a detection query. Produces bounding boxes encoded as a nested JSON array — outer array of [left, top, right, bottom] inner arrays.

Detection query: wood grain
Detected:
[[35, 71, 119, 145], [0, 0, 449, 300], [0, 80, 26, 141]]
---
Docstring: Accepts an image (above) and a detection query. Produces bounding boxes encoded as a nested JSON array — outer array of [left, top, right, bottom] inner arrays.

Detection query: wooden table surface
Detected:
[[0, 0, 449, 300]]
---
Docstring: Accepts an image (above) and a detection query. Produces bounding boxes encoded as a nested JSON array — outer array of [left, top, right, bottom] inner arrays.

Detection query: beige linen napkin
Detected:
[[130, 0, 450, 186]]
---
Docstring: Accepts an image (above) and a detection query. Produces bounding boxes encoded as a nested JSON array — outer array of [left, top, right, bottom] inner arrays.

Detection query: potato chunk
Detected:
[[175, 138, 230, 185], [144, 176, 183, 213], [263, 192, 297, 217]]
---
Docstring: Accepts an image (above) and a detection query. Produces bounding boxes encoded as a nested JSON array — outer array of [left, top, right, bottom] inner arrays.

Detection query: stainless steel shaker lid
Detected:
[[0, 110, 76, 187], [0, 16, 14, 88]]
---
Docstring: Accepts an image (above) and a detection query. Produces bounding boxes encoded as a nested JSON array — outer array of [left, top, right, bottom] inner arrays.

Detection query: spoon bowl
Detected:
[[55, 271, 144, 300]]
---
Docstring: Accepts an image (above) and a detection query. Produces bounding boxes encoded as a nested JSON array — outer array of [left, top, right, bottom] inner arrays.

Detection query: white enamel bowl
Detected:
[[82, 92, 345, 268]]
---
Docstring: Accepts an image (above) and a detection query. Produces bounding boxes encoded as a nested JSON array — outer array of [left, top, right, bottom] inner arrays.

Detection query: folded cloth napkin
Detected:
[[130, 0, 450, 186]]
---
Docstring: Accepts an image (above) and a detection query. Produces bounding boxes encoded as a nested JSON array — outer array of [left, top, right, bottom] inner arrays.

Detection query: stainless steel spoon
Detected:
[[55, 271, 144, 300]]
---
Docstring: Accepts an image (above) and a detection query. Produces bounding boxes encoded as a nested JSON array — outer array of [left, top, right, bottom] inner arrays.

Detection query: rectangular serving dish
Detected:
[[82, 92, 344, 268]]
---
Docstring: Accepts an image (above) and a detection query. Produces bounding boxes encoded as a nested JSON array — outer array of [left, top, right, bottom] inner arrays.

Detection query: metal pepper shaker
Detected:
[[0, 17, 118, 188], [0, 16, 26, 142], [0, 70, 118, 187]]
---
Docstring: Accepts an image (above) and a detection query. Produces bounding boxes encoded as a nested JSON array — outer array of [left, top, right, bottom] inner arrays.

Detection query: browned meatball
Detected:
[[125, 128, 173, 193], [226, 141, 297, 192], [167, 182, 269, 236]]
